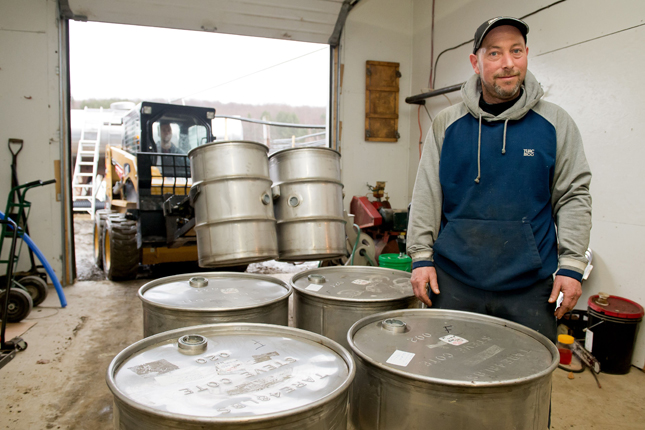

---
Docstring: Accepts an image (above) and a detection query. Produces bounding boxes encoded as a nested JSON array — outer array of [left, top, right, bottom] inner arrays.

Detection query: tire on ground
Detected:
[[93, 209, 113, 269], [102, 215, 139, 281], [0, 288, 33, 323]]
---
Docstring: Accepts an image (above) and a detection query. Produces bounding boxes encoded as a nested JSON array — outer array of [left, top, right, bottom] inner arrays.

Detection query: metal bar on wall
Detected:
[[329, 45, 341, 151], [58, 15, 75, 284], [335, 45, 341, 152], [405, 83, 463, 105], [327, 46, 333, 149]]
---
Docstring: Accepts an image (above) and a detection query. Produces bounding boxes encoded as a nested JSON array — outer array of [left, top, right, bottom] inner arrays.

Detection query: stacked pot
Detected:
[[188, 142, 346, 266]]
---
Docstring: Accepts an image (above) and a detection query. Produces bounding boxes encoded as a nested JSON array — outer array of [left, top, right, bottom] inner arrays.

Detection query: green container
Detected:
[[378, 253, 412, 272]]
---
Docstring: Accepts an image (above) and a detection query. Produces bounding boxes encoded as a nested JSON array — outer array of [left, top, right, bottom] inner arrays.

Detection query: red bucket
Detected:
[[586, 294, 644, 374]]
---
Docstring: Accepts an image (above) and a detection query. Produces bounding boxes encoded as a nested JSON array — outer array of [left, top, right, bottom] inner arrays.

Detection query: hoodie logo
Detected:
[[524, 149, 535, 157]]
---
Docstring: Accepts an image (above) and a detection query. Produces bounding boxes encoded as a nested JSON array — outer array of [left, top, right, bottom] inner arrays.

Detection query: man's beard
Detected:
[[483, 73, 522, 100]]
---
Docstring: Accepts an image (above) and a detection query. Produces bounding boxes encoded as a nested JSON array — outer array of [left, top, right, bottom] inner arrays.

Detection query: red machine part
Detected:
[[350, 196, 382, 229]]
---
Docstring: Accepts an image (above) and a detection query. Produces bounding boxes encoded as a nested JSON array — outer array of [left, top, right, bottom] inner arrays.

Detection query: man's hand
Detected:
[[549, 275, 582, 319], [410, 266, 439, 307]]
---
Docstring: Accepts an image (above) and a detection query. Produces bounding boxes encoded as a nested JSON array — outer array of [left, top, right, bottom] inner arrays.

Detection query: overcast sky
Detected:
[[69, 21, 330, 107]]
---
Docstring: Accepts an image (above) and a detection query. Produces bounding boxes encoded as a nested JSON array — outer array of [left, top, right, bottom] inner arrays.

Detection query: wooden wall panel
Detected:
[[365, 60, 400, 142]]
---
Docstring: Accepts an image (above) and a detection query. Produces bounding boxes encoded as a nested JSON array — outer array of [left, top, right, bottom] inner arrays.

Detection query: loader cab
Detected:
[[150, 116, 210, 155], [122, 102, 215, 154]]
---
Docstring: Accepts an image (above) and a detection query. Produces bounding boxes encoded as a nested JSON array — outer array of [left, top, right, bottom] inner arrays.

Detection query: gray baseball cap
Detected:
[[473, 17, 529, 54]]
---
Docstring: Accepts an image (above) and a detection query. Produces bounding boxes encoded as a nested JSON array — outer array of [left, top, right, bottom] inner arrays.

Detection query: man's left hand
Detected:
[[549, 275, 582, 319]]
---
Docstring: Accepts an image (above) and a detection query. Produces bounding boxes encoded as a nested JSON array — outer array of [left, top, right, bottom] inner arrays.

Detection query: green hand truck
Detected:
[[0, 179, 56, 323]]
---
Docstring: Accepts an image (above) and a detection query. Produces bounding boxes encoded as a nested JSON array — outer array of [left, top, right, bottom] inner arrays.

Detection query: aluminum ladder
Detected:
[[72, 106, 102, 219]]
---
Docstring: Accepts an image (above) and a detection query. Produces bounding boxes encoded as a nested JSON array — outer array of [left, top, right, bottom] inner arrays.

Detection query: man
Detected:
[[158, 121, 185, 154], [407, 17, 592, 342], [157, 120, 189, 177]]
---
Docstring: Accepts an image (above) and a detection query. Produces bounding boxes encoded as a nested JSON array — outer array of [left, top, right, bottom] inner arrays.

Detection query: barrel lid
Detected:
[[290, 266, 414, 302], [188, 140, 267, 157], [107, 324, 354, 421], [139, 273, 291, 311], [348, 309, 558, 386], [588, 293, 644, 319]]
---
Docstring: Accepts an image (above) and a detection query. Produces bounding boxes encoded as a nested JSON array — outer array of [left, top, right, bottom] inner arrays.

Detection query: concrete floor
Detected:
[[1, 217, 644, 429]]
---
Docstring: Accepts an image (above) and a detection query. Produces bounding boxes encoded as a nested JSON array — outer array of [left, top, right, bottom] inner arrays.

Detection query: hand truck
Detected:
[[0, 217, 28, 370], [0, 179, 56, 322]]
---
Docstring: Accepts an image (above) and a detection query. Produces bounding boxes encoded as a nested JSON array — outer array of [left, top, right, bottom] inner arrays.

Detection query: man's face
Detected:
[[160, 124, 173, 148], [469, 25, 528, 104]]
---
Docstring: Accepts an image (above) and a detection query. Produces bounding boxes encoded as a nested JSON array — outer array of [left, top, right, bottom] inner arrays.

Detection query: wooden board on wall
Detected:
[[365, 61, 400, 142]]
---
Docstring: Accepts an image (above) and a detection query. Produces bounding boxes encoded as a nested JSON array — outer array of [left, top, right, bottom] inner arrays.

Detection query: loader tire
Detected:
[[102, 215, 139, 281], [93, 210, 112, 269]]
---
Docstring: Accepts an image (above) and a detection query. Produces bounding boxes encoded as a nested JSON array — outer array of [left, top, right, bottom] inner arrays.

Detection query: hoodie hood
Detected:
[[462, 70, 544, 122]]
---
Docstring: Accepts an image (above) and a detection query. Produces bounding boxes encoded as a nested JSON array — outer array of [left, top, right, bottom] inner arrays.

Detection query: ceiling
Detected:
[[65, 0, 347, 44]]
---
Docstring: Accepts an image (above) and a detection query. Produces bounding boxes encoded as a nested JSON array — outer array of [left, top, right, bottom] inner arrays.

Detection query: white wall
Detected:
[[0, 0, 64, 278], [409, 0, 645, 368], [338, 0, 414, 211]]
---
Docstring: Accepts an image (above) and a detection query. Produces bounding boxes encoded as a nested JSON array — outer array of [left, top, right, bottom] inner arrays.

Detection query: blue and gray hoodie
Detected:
[[407, 71, 592, 291]]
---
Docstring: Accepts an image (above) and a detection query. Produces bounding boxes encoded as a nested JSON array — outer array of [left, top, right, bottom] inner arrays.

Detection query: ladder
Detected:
[[72, 106, 102, 219]]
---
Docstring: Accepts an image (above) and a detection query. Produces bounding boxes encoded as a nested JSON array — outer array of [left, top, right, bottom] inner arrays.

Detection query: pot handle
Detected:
[[271, 185, 281, 200], [189, 184, 201, 207]]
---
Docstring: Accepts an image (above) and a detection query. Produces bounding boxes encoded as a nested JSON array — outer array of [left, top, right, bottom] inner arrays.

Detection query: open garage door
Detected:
[[61, 0, 347, 44]]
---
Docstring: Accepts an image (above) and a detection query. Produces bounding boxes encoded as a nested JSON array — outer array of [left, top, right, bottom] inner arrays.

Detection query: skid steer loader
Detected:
[[93, 102, 215, 280]]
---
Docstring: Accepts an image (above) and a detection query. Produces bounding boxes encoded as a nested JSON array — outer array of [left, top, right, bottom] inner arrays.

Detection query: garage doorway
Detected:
[[67, 20, 330, 280]]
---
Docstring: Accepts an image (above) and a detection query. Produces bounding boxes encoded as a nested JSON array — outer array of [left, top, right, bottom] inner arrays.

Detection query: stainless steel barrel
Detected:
[[348, 309, 558, 430], [269, 147, 345, 261], [139, 273, 292, 337], [291, 266, 419, 350], [189, 141, 278, 267], [107, 323, 355, 430]]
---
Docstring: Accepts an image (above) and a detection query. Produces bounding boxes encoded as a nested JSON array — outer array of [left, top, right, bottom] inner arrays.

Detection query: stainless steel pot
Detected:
[[139, 272, 292, 337], [348, 309, 558, 430], [107, 323, 355, 429], [269, 147, 345, 262], [189, 141, 278, 267], [291, 267, 419, 350]]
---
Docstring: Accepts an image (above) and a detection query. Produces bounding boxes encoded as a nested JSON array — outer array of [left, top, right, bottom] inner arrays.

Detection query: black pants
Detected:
[[431, 265, 558, 344]]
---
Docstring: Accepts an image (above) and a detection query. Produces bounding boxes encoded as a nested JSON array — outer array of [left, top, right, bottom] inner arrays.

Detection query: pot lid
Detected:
[[348, 309, 557, 386], [188, 140, 268, 157], [108, 324, 353, 420], [290, 267, 414, 302], [588, 293, 644, 319], [139, 273, 291, 311], [268, 146, 341, 159]]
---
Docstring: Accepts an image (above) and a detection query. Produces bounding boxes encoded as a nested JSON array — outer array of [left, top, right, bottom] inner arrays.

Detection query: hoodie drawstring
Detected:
[[475, 114, 482, 183], [502, 118, 509, 155], [475, 117, 510, 184]]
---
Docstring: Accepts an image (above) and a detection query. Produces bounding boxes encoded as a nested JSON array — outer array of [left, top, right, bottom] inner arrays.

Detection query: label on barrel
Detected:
[[306, 284, 324, 292], [439, 335, 469, 346], [585, 329, 594, 352], [386, 350, 415, 367]]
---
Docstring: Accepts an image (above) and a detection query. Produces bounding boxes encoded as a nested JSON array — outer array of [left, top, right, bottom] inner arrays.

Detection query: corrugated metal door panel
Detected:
[[67, 0, 344, 43]]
